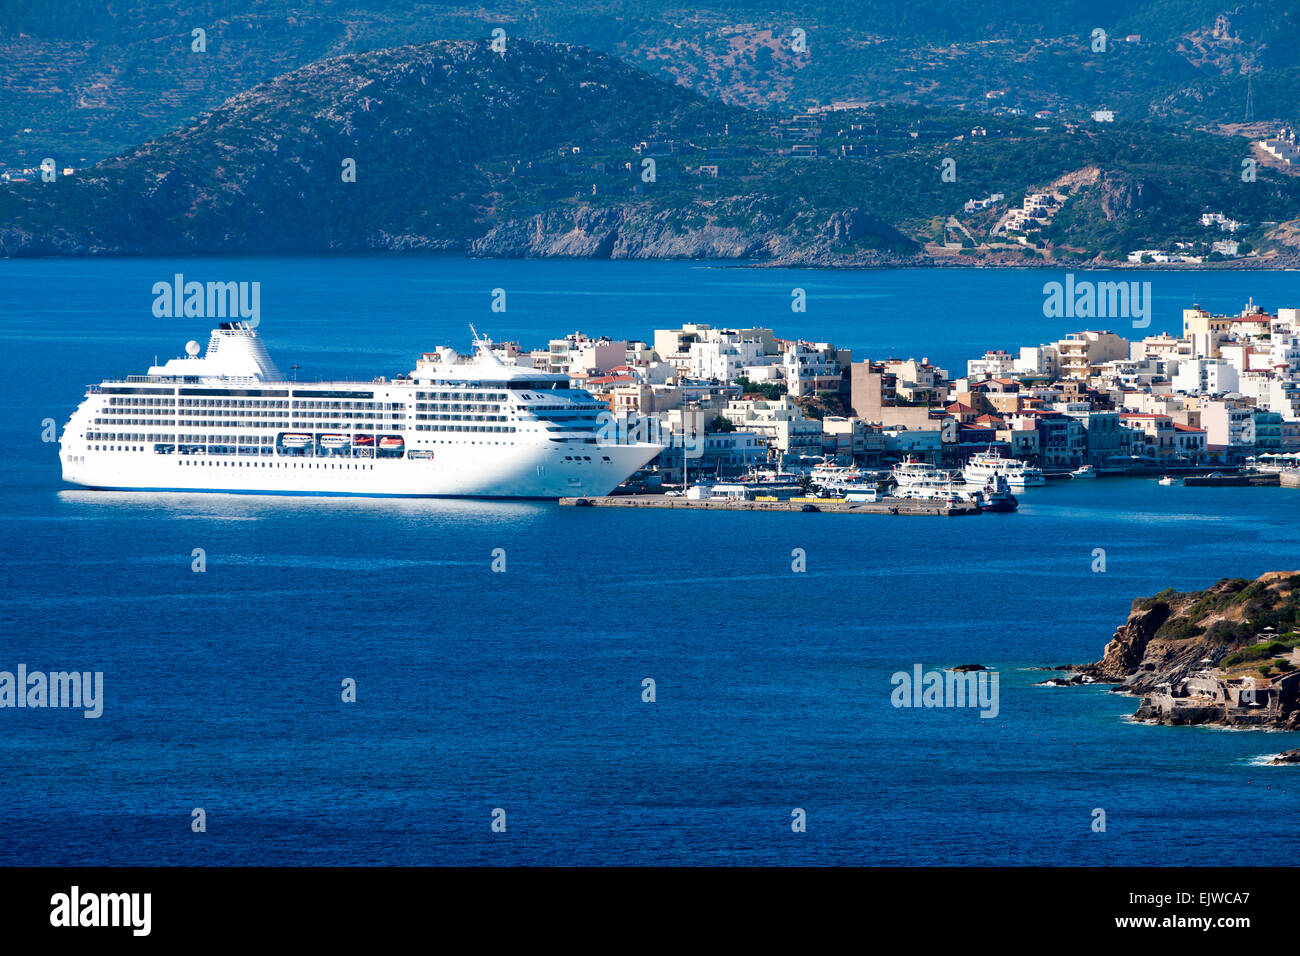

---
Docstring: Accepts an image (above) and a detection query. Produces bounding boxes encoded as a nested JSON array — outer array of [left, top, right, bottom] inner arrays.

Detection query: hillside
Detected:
[[5, 37, 1300, 262], [0, 40, 748, 256], [3, 1, 1300, 164]]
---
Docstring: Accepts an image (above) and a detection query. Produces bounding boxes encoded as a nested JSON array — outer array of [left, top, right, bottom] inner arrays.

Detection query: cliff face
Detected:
[[464, 203, 914, 262], [1085, 602, 1170, 684], [1076, 571, 1300, 728]]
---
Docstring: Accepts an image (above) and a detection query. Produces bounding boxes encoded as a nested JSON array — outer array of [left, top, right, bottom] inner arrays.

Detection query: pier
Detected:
[[559, 495, 981, 516], [1182, 472, 1281, 487]]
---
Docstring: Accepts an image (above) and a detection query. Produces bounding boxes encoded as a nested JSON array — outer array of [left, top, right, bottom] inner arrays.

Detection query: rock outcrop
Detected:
[[1082, 602, 1171, 684], [1067, 572, 1300, 729]]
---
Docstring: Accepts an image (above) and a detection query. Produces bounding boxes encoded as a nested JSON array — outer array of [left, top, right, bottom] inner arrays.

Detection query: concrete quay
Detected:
[[558, 495, 981, 516]]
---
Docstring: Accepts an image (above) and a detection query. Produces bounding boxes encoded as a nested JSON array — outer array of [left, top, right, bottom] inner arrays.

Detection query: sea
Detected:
[[1, 257, 1298, 865]]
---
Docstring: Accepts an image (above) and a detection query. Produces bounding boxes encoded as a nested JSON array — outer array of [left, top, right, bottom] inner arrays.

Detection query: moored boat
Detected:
[[963, 448, 1044, 488], [978, 474, 1019, 512], [891, 458, 984, 506]]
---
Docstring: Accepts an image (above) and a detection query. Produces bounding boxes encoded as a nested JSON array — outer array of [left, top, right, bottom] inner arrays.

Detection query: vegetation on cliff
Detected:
[[1079, 571, 1300, 728]]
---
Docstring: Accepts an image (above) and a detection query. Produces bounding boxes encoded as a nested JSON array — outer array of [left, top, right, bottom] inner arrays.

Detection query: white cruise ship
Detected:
[[962, 449, 1045, 488], [59, 323, 663, 498]]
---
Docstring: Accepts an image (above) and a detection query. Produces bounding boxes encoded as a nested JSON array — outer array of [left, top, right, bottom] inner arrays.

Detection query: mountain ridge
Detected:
[[4, 37, 1300, 264]]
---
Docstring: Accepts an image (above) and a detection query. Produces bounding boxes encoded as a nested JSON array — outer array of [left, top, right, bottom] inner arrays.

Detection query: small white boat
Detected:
[[1158, 475, 1178, 486], [1070, 465, 1097, 479], [318, 433, 350, 449], [279, 432, 313, 448]]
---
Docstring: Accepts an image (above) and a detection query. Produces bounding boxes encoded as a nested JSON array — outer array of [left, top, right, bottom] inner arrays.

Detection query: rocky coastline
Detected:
[[1048, 571, 1300, 730]]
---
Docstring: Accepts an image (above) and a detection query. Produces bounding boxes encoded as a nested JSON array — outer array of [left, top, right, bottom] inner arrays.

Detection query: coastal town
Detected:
[[467, 297, 1300, 504]]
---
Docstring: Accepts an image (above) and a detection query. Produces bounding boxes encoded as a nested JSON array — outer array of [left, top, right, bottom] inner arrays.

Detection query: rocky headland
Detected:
[[1054, 571, 1300, 730]]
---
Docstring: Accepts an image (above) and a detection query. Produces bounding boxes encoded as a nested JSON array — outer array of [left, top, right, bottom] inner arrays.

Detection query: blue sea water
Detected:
[[1, 257, 1299, 865]]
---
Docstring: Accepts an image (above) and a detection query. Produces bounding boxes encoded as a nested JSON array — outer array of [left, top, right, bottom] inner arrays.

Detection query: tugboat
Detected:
[[978, 474, 1019, 512]]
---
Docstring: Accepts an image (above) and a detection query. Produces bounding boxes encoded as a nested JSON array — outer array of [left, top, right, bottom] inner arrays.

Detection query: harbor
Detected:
[[11, 255, 1300, 874]]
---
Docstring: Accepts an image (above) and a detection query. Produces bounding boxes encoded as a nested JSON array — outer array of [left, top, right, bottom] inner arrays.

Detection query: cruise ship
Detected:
[[59, 323, 663, 498], [962, 449, 1045, 488]]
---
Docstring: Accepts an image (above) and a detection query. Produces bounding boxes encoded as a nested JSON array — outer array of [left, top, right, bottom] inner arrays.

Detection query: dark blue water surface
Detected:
[[2, 258, 1299, 865]]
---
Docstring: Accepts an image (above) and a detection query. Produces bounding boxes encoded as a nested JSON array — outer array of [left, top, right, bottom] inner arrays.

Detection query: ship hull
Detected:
[[60, 441, 661, 500]]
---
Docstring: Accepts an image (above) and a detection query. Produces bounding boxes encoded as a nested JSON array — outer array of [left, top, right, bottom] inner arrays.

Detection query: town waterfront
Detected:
[[2, 257, 1299, 865]]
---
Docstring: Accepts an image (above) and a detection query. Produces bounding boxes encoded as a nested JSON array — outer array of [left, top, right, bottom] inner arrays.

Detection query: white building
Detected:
[[967, 349, 1018, 378], [1201, 400, 1257, 452], [689, 332, 774, 383], [1016, 345, 1060, 378], [1172, 358, 1239, 396], [719, 396, 821, 456], [780, 341, 847, 397]]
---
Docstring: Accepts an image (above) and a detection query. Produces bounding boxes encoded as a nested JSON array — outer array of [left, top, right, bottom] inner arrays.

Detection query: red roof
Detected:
[[586, 374, 638, 386]]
